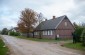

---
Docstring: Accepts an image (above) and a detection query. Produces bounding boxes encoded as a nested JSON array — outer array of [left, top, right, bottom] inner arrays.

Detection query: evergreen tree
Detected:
[[1, 28, 8, 35], [81, 28, 85, 46]]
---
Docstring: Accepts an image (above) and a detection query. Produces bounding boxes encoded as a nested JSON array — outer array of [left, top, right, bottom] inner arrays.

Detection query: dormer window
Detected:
[[65, 22, 67, 26]]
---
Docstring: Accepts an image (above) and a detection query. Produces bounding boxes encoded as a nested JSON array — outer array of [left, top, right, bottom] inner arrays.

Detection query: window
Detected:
[[48, 30, 53, 35], [65, 22, 67, 26], [43, 30, 53, 35], [43, 31, 45, 35], [43, 31, 47, 35], [50, 30, 53, 35], [34, 32, 38, 35], [48, 31, 50, 35]]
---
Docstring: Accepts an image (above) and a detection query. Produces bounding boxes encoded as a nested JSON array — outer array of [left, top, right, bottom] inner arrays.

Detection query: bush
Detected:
[[74, 27, 84, 42], [81, 28, 85, 46], [9, 31, 14, 36], [82, 37, 85, 46], [14, 32, 20, 36], [9, 31, 20, 36]]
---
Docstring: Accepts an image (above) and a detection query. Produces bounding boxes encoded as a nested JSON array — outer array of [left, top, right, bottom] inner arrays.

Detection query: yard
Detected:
[[1, 35, 83, 55], [15, 36, 59, 42], [16, 36, 85, 51], [0, 37, 9, 55], [64, 43, 85, 51], [15, 36, 71, 42]]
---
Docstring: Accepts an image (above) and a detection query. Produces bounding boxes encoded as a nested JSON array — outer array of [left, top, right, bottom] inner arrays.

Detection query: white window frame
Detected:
[[34, 32, 38, 35], [43, 31, 48, 35], [45, 31, 47, 35], [43, 31, 45, 35], [48, 30, 53, 35]]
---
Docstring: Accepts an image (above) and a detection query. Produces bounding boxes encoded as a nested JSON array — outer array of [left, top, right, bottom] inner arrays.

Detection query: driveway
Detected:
[[1, 35, 84, 55]]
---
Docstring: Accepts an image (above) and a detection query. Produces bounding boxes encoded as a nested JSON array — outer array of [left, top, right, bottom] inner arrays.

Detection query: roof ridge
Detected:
[[54, 15, 66, 29], [35, 15, 67, 31], [44, 15, 67, 22]]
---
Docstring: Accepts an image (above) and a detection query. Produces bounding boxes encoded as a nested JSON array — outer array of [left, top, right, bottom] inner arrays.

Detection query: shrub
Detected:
[[9, 31, 20, 36], [9, 31, 14, 36], [81, 28, 85, 46], [14, 32, 20, 36], [74, 27, 84, 42]]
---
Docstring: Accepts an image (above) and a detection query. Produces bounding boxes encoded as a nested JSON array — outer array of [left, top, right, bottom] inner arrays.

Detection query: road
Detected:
[[1, 35, 84, 55]]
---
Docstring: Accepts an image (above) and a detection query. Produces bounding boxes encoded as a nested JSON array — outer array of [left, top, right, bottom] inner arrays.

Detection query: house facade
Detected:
[[34, 15, 75, 39]]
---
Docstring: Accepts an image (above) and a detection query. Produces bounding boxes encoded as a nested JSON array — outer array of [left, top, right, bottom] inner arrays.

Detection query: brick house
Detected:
[[34, 15, 75, 39]]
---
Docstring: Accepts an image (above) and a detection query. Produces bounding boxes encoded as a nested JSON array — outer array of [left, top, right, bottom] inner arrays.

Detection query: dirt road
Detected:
[[1, 35, 84, 55]]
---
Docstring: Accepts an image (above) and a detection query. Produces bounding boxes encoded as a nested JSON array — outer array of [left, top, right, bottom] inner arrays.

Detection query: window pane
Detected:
[[65, 22, 67, 26], [50, 30, 53, 35]]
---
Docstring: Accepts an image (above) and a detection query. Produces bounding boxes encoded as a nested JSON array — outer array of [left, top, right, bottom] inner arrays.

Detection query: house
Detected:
[[34, 15, 75, 39], [8, 27, 19, 35], [10, 27, 19, 32]]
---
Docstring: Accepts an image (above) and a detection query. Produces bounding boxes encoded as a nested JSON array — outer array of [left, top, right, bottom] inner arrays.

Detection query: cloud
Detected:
[[74, 0, 85, 4], [0, 6, 19, 30], [65, 0, 85, 24], [37, 0, 74, 19], [0, 0, 85, 30]]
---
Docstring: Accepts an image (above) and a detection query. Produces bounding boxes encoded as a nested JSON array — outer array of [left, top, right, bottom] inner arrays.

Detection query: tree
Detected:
[[73, 22, 78, 29], [18, 8, 37, 37], [73, 23, 84, 43], [81, 28, 85, 46], [74, 26, 84, 42], [37, 13, 44, 24], [1, 28, 8, 35], [37, 13, 45, 39], [18, 21, 28, 33]]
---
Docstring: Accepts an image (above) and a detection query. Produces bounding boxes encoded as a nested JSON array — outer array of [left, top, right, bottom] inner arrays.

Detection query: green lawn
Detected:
[[64, 43, 85, 51], [15, 36, 62, 42], [0, 38, 9, 55], [15, 36, 72, 42]]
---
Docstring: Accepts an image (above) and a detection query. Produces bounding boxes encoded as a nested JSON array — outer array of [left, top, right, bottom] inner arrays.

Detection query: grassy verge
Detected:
[[64, 43, 85, 51], [0, 38, 9, 55], [15, 36, 72, 42], [15, 36, 61, 42]]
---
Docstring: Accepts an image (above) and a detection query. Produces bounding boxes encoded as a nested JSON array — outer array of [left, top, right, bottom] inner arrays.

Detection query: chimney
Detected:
[[53, 16, 56, 19]]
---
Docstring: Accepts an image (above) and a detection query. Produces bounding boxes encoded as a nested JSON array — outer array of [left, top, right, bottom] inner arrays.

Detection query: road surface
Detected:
[[1, 35, 84, 55]]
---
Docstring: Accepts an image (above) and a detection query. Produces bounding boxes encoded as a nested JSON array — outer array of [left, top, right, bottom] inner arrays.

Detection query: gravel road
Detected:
[[1, 35, 84, 55]]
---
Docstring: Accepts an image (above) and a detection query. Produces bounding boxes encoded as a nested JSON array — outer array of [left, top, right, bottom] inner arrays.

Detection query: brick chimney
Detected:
[[53, 16, 56, 19]]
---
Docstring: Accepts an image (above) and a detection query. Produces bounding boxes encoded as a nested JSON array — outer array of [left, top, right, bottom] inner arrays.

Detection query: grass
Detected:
[[0, 38, 9, 55], [64, 43, 85, 51], [15, 36, 62, 42], [15, 36, 72, 42]]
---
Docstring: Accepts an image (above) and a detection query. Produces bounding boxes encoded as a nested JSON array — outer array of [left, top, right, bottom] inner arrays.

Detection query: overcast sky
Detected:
[[0, 0, 85, 30]]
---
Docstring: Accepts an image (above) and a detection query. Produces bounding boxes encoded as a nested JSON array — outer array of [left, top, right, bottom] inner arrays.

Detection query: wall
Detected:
[[56, 17, 75, 39], [34, 30, 55, 39]]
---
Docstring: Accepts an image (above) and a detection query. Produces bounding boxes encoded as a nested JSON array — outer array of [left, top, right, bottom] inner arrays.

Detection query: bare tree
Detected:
[[18, 8, 37, 37], [38, 13, 44, 24], [73, 22, 78, 29], [37, 13, 45, 39]]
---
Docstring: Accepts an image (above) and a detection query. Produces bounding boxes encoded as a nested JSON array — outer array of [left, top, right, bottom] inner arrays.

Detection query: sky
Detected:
[[0, 0, 85, 30]]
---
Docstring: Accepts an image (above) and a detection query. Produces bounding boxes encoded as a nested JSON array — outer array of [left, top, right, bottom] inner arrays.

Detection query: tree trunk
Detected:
[[33, 32, 34, 38], [39, 31, 42, 39]]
